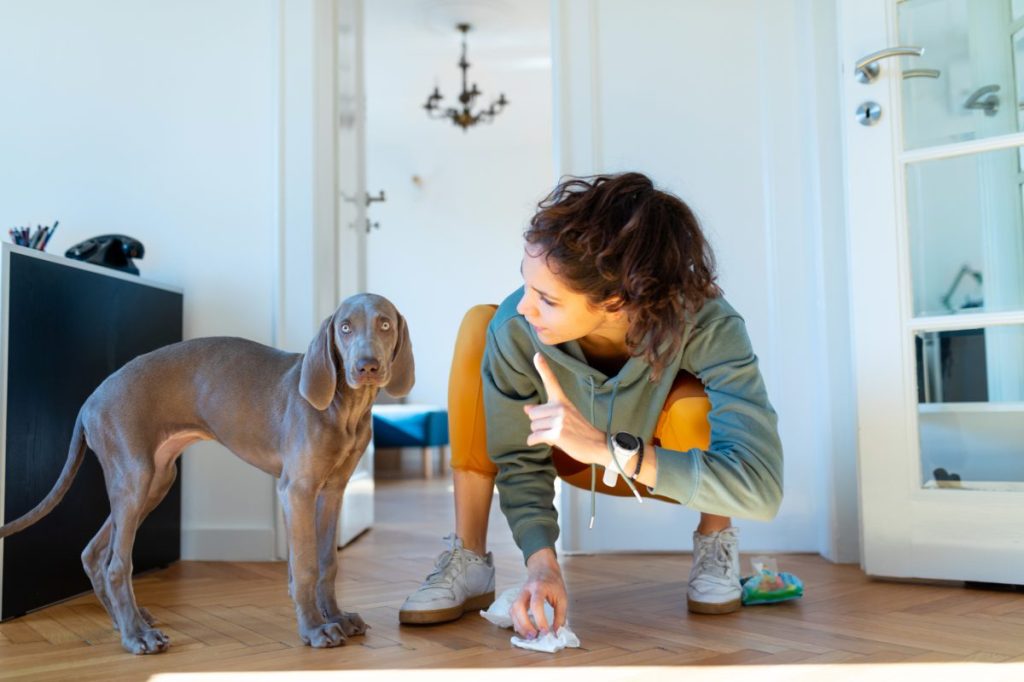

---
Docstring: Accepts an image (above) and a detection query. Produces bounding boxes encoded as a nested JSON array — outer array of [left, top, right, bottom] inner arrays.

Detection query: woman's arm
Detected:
[[481, 324, 562, 564], [641, 314, 784, 520]]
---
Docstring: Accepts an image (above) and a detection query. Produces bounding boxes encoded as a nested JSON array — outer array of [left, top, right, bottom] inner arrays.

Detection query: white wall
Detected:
[[553, 0, 857, 560], [0, 0, 336, 560], [363, 0, 553, 406]]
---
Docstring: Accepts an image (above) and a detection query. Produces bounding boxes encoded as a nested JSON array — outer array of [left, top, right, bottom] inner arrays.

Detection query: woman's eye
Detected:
[[341, 324, 352, 334], [381, 321, 391, 331], [540, 298, 554, 307]]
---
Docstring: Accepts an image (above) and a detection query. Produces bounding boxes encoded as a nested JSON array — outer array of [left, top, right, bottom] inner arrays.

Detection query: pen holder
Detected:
[[8, 221, 58, 251]]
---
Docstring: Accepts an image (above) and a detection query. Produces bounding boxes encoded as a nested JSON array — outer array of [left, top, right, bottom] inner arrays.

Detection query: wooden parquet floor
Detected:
[[1, 477, 1022, 681]]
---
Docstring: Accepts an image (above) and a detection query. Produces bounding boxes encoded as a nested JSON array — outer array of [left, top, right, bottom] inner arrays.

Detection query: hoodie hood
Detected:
[[527, 324, 655, 390]]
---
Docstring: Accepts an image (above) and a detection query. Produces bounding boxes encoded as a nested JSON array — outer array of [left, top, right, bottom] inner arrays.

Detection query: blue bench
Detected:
[[371, 404, 450, 478]]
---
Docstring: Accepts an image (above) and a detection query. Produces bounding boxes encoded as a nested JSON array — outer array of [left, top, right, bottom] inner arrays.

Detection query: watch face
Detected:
[[613, 432, 639, 450]]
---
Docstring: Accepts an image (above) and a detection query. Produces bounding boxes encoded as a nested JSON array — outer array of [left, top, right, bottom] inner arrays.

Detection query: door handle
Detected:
[[855, 46, 924, 83], [964, 85, 1000, 116]]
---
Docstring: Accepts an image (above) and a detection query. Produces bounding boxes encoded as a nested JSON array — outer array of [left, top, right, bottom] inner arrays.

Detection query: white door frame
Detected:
[[270, 0, 366, 560]]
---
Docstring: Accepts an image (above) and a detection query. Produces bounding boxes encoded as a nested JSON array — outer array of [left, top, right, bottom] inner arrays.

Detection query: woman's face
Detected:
[[516, 245, 622, 346]]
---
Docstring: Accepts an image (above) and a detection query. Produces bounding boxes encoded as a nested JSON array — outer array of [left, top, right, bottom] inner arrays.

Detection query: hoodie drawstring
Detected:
[[588, 376, 642, 529], [588, 377, 597, 528]]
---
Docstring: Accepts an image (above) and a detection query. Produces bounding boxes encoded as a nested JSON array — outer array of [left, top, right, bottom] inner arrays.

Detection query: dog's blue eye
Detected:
[[341, 324, 352, 334], [382, 321, 391, 331]]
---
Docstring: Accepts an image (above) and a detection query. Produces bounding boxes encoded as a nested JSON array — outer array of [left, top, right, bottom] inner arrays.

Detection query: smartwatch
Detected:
[[603, 431, 642, 487]]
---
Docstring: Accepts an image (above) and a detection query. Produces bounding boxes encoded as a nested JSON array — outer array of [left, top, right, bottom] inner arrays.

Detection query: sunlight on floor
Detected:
[[150, 662, 1024, 682]]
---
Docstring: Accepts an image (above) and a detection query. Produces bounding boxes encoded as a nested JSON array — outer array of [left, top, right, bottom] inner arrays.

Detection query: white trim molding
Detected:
[[270, 0, 348, 561]]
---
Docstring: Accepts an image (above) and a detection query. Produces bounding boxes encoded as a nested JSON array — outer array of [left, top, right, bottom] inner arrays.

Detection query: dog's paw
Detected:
[[300, 622, 347, 648], [328, 611, 368, 637], [121, 627, 170, 655]]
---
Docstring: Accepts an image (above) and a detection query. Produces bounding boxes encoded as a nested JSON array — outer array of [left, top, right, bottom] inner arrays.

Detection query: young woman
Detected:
[[399, 172, 783, 638]]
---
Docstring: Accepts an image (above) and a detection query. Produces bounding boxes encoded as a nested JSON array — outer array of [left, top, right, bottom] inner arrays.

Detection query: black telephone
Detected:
[[65, 234, 145, 275]]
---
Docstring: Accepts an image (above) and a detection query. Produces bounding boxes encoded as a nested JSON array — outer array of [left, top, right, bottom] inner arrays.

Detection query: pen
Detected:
[[41, 221, 58, 250]]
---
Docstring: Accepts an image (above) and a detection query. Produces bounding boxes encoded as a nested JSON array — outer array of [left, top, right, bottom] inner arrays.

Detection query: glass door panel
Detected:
[[899, 0, 1021, 150], [915, 324, 1024, 491], [906, 147, 1024, 317]]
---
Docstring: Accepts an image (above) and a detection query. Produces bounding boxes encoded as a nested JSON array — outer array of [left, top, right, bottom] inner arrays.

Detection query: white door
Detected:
[[841, 0, 1024, 583]]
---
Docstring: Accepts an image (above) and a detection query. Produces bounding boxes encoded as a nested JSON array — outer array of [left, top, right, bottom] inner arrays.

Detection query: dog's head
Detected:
[[299, 293, 415, 410]]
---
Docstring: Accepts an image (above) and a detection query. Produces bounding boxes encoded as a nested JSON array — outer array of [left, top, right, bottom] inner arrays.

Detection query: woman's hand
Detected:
[[511, 548, 567, 638], [525, 352, 609, 466]]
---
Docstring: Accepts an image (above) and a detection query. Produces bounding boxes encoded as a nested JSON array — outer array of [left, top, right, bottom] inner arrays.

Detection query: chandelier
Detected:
[[423, 23, 508, 131]]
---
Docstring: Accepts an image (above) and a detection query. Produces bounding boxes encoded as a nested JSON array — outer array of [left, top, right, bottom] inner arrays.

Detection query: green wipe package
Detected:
[[740, 556, 804, 606]]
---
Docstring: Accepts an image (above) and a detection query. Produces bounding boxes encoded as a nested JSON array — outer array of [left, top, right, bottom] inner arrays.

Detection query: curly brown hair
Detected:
[[525, 172, 723, 382]]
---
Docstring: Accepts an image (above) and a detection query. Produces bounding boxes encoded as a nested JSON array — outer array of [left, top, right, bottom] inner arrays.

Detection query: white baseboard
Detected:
[[181, 527, 277, 561]]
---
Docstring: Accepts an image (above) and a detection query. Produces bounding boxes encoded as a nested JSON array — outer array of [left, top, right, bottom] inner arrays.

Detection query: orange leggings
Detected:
[[447, 305, 712, 502]]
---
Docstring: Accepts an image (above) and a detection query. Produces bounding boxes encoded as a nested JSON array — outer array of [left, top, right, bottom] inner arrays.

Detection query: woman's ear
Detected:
[[385, 312, 415, 398], [300, 315, 339, 410], [601, 295, 627, 316]]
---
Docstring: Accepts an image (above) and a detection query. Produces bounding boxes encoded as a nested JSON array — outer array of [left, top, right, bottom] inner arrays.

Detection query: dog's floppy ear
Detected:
[[300, 315, 339, 410], [385, 311, 415, 398]]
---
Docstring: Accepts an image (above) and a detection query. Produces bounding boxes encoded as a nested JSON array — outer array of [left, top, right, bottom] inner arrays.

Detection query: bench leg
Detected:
[[422, 446, 433, 479]]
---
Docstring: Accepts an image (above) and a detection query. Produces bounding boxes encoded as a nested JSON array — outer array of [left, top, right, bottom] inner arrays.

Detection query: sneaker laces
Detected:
[[422, 534, 463, 588], [694, 531, 737, 580]]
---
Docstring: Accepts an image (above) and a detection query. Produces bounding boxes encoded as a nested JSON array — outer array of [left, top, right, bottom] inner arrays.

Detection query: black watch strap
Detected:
[[629, 438, 644, 480]]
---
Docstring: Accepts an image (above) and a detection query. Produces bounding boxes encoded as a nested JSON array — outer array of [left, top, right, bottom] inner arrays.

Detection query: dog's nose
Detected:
[[356, 358, 381, 377]]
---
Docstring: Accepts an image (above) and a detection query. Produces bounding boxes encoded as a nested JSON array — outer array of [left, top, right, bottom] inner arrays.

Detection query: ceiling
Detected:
[[366, 0, 550, 59]]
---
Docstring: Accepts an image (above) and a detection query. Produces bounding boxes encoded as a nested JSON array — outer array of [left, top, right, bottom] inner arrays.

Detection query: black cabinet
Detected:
[[1, 245, 183, 620]]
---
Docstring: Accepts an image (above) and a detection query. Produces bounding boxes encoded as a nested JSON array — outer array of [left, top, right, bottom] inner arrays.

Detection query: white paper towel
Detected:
[[480, 586, 581, 653]]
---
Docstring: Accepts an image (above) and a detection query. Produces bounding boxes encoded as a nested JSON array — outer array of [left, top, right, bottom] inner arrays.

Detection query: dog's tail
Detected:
[[0, 411, 88, 538]]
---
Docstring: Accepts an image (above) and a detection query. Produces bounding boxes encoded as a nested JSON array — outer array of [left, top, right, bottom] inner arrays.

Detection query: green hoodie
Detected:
[[481, 286, 783, 564]]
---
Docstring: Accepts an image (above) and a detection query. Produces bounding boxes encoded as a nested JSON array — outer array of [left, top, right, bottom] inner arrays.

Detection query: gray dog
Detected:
[[0, 292, 413, 655]]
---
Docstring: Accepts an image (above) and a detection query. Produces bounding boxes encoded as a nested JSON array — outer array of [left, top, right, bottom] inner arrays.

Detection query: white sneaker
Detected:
[[686, 527, 742, 614], [399, 533, 496, 625]]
